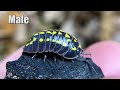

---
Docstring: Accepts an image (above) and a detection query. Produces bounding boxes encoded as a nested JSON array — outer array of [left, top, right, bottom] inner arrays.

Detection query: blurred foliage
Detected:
[[0, 11, 120, 61]]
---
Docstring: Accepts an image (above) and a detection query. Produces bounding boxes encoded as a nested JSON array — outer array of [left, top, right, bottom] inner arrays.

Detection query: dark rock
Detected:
[[5, 52, 104, 79]]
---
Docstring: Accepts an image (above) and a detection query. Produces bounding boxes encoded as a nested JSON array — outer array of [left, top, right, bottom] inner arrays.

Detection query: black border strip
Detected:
[[0, 0, 120, 10]]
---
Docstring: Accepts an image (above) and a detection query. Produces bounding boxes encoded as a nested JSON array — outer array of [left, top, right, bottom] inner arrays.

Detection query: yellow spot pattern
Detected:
[[39, 32, 45, 34], [56, 40, 61, 44], [26, 43, 30, 46], [63, 42, 68, 47], [46, 38, 50, 41], [74, 39, 77, 42], [73, 36, 77, 42], [25, 38, 36, 46], [58, 32, 62, 35], [65, 33, 70, 38], [78, 45, 81, 48], [47, 31, 52, 34], [29, 41, 33, 44], [53, 31, 57, 35], [67, 39, 71, 42], [39, 38, 43, 42], [72, 47, 77, 51], [33, 37, 37, 41], [52, 39, 55, 42]]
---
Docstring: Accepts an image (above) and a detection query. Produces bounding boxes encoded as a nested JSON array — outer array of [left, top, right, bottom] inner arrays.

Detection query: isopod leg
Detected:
[[54, 55, 56, 62], [44, 55, 47, 62], [32, 54, 37, 59]]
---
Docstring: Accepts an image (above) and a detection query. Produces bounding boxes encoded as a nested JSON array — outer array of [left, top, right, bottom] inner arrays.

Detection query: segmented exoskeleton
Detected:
[[23, 29, 83, 60]]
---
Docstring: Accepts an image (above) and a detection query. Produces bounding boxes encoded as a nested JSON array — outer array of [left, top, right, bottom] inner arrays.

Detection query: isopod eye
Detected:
[[76, 48, 83, 55]]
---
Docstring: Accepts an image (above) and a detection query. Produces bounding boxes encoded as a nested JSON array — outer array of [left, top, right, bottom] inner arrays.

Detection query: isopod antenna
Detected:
[[82, 53, 91, 59]]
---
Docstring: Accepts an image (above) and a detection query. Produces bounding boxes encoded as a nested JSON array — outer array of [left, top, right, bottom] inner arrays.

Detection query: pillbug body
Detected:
[[24, 29, 83, 59]]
